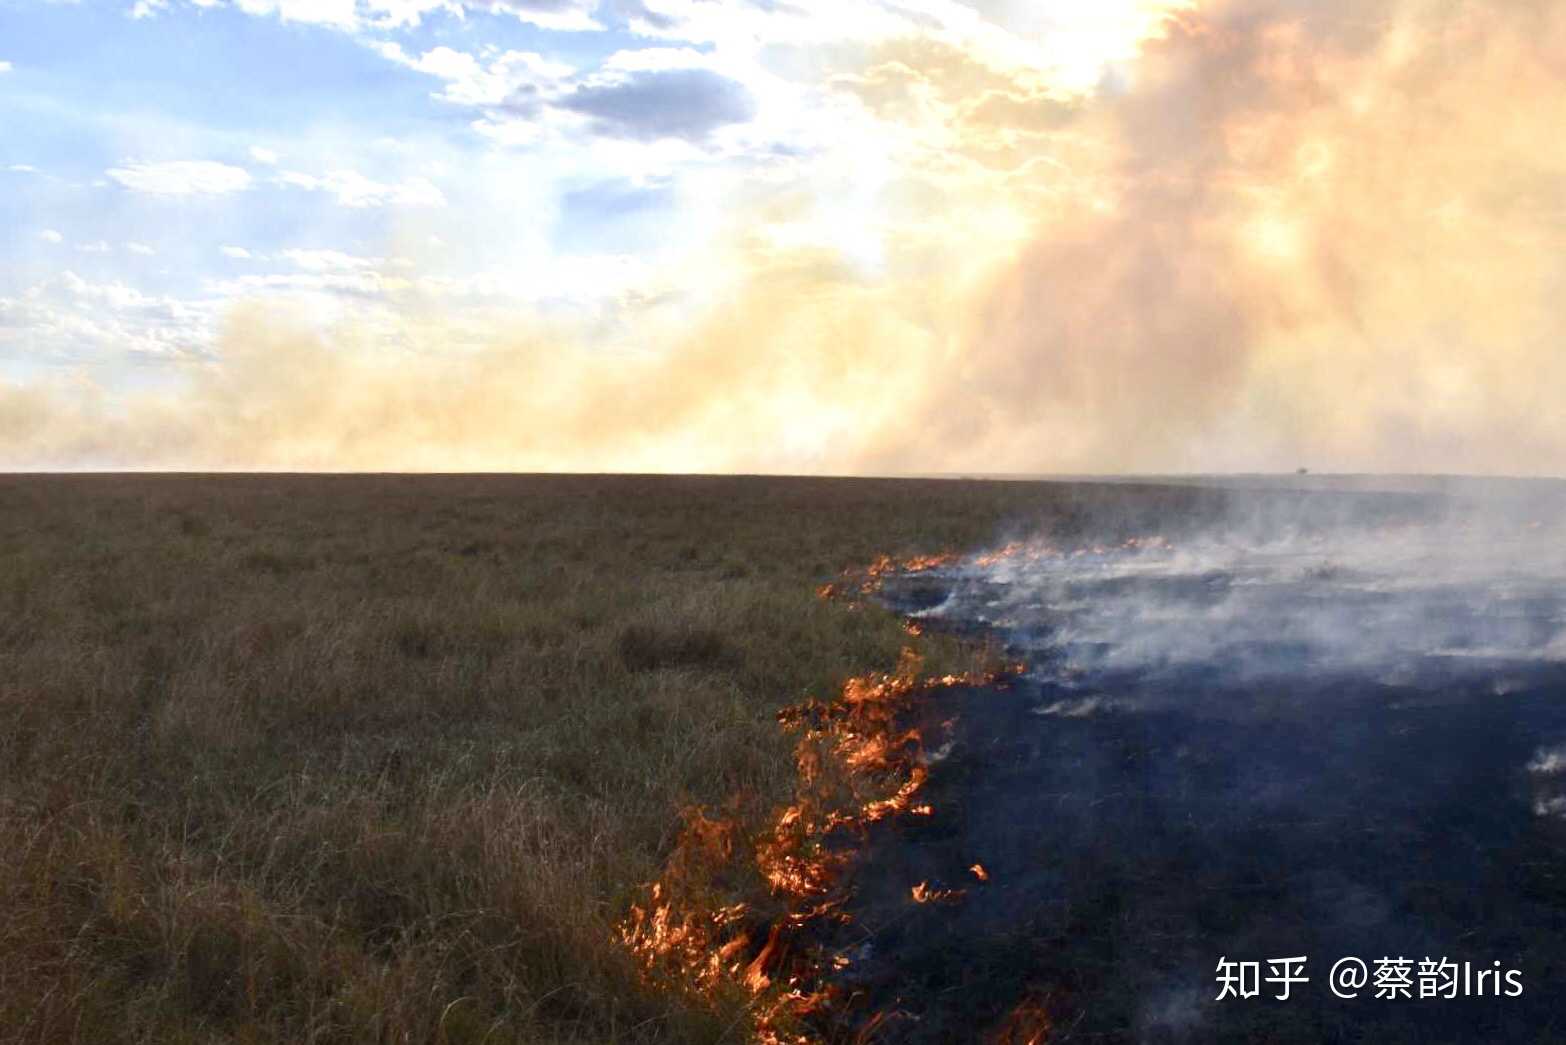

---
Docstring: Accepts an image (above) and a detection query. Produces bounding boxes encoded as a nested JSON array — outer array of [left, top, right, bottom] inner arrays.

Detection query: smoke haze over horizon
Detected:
[[3, 0, 1564, 474]]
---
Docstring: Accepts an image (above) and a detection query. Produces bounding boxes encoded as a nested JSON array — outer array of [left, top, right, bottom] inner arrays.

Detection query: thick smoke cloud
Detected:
[[861, 0, 1566, 474], [5, 0, 1566, 473]]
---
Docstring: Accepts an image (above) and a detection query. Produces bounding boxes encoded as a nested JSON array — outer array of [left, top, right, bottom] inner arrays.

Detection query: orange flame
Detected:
[[815, 549, 961, 605], [988, 994, 1054, 1045], [622, 548, 1035, 1041], [619, 642, 1015, 1040]]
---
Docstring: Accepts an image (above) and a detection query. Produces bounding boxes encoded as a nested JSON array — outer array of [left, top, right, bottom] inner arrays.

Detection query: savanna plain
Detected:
[[0, 474, 1232, 1044]]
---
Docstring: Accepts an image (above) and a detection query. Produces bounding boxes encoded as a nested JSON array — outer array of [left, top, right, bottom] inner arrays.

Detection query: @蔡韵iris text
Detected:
[[1215, 956, 1523, 1001]]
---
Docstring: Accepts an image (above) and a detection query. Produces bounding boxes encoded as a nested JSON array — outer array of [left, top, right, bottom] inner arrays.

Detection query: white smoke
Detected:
[[910, 484, 1566, 694]]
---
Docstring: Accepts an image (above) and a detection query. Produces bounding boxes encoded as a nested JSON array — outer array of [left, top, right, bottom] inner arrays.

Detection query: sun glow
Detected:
[[1244, 211, 1306, 263], [985, 0, 1200, 91]]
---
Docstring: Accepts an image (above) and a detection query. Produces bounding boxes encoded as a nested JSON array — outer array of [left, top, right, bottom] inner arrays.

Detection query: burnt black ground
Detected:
[[810, 509, 1566, 1043], [818, 668, 1566, 1043]]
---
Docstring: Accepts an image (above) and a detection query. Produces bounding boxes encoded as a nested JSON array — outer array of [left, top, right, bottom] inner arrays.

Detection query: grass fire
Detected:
[[8, 473, 1566, 1043], [7, 0, 1566, 1040], [0, 474, 1232, 1042]]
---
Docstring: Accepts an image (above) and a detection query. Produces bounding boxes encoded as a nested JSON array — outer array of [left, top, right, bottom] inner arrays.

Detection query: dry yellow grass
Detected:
[[0, 474, 1224, 1043]]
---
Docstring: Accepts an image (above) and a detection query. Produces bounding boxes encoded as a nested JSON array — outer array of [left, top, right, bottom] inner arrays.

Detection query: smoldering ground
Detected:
[[810, 481, 1566, 1042]]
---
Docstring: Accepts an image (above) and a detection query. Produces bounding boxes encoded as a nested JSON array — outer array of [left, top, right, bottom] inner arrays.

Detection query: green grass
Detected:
[[0, 474, 1227, 1043]]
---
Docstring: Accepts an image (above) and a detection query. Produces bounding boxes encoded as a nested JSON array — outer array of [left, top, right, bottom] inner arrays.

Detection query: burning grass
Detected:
[[0, 473, 1235, 1043], [620, 647, 1019, 1043]]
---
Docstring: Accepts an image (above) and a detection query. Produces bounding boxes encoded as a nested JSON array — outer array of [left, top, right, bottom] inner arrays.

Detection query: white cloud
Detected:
[[126, 242, 158, 255], [106, 160, 253, 196], [38, 230, 63, 244], [0, 61, 12, 74], [129, 0, 599, 32], [276, 168, 447, 208], [0, 272, 219, 361], [249, 145, 280, 165], [413, 253, 657, 306], [363, 0, 462, 28], [487, 0, 601, 32], [375, 42, 573, 107], [375, 38, 812, 164], [377, 40, 773, 156], [599, 47, 713, 74], [221, 245, 253, 259], [619, 0, 907, 46], [281, 248, 382, 271], [7, 164, 38, 174], [205, 270, 409, 298], [230, 0, 358, 30], [77, 240, 113, 254]]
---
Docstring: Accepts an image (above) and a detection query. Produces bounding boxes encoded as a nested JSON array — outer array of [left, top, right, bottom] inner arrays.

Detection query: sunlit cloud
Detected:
[[106, 161, 253, 196], [274, 169, 446, 208]]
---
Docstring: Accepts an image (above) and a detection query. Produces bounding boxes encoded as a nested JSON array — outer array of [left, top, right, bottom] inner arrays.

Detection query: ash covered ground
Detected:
[[824, 483, 1566, 1042]]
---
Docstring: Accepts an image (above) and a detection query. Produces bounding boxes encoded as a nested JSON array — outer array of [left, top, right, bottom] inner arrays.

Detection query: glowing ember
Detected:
[[988, 994, 1053, 1045], [910, 881, 966, 904]]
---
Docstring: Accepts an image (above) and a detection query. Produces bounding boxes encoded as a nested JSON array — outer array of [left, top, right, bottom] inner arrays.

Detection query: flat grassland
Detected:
[[0, 474, 1220, 1044]]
